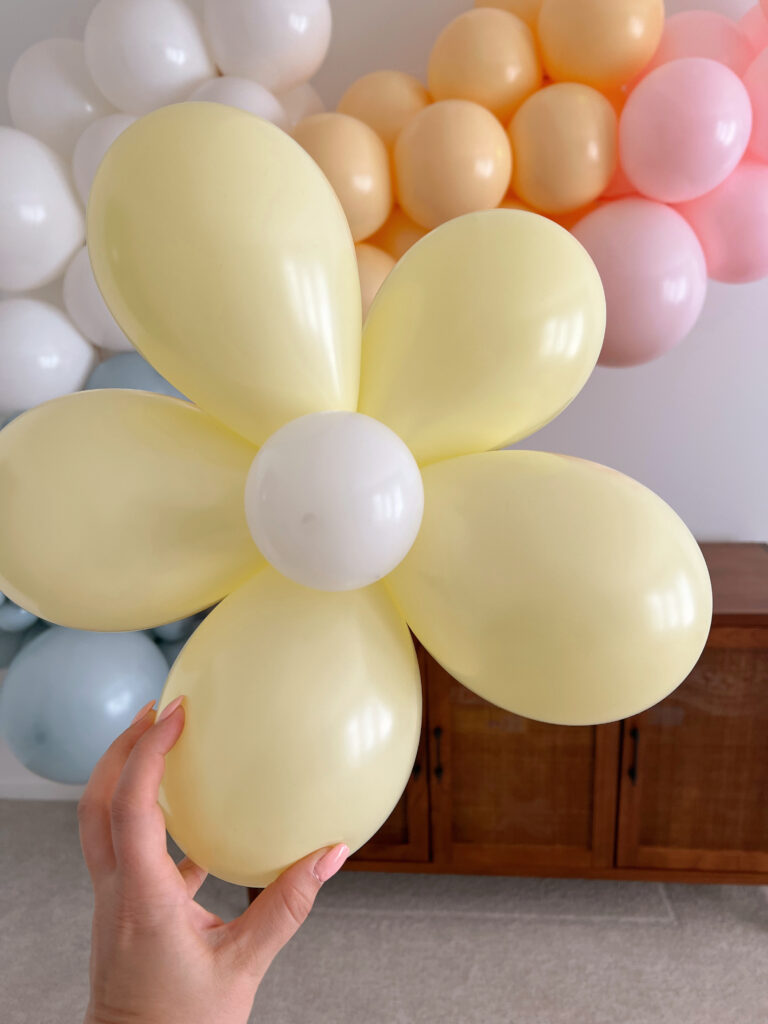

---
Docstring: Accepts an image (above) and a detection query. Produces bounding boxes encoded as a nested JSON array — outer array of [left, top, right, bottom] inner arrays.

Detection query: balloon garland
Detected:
[[0, 101, 712, 885], [0, 0, 331, 784], [294, 0, 768, 363]]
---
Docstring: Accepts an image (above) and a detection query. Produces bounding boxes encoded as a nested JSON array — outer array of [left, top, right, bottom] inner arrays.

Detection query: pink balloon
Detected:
[[740, 6, 768, 55], [571, 199, 707, 368], [676, 161, 768, 284], [763, 0, 768, 23], [620, 58, 752, 204], [744, 49, 768, 163], [646, 11, 755, 76]]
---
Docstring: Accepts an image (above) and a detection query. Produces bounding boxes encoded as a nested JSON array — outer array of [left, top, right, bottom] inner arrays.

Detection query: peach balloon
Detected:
[[572, 198, 707, 367], [645, 11, 755, 77], [620, 58, 752, 204], [499, 196, 532, 211], [293, 112, 392, 241], [394, 100, 512, 230], [368, 206, 427, 260], [355, 243, 395, 318], [740, 6, 768, 55], [676, 162, 768, 285], [537, 0, 664, 91], [474, 0, 542, 29], [509, 84, 617, 215], [337, 71, 430, 149], [428, 8, 541, 121], [744, 49, 768, 164]]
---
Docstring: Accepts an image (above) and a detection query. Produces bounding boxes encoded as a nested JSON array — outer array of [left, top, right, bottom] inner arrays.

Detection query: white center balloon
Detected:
[[245, 411, 424, 591]]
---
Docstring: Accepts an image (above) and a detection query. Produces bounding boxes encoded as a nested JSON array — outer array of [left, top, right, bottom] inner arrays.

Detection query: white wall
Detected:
[[0, 0, 766, 796]]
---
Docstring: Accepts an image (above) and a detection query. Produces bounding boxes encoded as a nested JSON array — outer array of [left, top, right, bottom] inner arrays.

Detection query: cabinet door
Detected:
[[351, 645, 430, 863], [617, 627, 768, 873], [426, 655, 620, 873]]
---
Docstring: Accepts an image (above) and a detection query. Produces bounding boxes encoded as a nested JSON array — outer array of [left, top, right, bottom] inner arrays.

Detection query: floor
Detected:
[[2, 801, 767, 1024]]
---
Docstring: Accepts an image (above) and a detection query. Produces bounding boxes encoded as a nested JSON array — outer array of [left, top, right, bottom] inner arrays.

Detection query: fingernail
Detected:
[[313, 844, 350, 883], [157, 695, 185, 722], [131, 700, 156, 724]]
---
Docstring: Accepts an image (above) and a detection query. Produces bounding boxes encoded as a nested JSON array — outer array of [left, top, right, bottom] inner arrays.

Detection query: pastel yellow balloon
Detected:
[[428, 8, 542, 121], [159, 569, 422, 887], [509, 84, 618, 215], [88, 102, 361, 449], [293, 112, 393, 241], [388, 451, 712, 725], [356, 243, 395, 318], [475, 0, 542, 29], [368, 205, 427, 259], [538, 0, 665, 90], [0, 390, 262, 630], [394, 100, 512, 229], [359, 210, 605, 465], [337, 71, 431, 149]]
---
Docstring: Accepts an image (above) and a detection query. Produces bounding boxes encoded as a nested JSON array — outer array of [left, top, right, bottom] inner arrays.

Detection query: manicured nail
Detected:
[[157, 695, 185, 722], [313, 844, 350, 883], [131, 700, 156, 724]]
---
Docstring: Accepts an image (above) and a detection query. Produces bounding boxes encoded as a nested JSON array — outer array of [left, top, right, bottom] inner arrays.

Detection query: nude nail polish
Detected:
[[157, 695, 185, 722], [131, 700, 156, 724], [313, 844, 350, 883]]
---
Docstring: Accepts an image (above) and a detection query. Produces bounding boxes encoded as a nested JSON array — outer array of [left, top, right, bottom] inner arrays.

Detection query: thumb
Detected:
[[231, 844, 349, 978]]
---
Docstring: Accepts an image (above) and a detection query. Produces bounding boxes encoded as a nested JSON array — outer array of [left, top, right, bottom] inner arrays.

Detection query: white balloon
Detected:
[[63, 247, 132, 351], [189, 77, 288, 128], [84, 0, 215, 114], [0, 127, 84, 293], [8, 38, 114, 158], [71, 113, 136, 205], [0, 299, 96, 415], [203, 0, 332, 93], [278, 82, 325, 127], [245, 411, 424, 592]]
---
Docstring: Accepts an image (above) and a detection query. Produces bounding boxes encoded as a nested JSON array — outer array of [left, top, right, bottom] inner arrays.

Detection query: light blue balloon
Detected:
[[0, 590, 5, 607], [0, 629, 25, 669], [153, 615, 201, 642], [0, 627, 168, 784], [86, 352, 187, 400], [158, 639, 186, 667], [0, 600, 38, 632]]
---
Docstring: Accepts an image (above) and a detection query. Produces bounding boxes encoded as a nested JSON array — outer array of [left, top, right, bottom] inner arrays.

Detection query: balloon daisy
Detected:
[[0, 104, 711, 886]]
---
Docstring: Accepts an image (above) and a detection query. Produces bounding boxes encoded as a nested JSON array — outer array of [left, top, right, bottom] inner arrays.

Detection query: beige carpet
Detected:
[[1, 800, 767, 1024]]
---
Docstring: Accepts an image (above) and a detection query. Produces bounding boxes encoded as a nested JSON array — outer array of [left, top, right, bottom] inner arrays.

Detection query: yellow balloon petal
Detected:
[[158, 569, 422, 886], [387, 451, 712, 725], [358, 211, 605, 465], [88, 103, 361, 447], [0, 390, 263, 630]]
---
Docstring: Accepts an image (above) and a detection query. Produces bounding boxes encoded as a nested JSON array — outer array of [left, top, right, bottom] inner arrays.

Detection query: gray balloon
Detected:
[[86, 352, 187, 400], [0, 627, 168, 784]]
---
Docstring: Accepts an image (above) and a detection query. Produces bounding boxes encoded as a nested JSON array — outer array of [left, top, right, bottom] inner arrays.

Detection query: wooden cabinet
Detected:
[[425, 661, 620, 873], [348, 544, 768, 884]]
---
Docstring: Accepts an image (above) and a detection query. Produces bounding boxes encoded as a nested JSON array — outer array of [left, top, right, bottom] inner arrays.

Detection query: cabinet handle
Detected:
[[433, 726, 444, 781], [412, 761, 422, 779], [627, 726, 639, 785]]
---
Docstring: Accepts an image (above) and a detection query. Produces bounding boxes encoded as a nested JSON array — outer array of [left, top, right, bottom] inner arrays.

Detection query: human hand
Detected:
[[79, 696, 349, 1024]]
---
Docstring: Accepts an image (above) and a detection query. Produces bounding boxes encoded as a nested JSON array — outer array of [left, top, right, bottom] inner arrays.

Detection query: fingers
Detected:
[[177, 857, 208, 899], [77, 704, 157, 881], [230, 844, 349, 978], [108, 697, 186, 885]]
